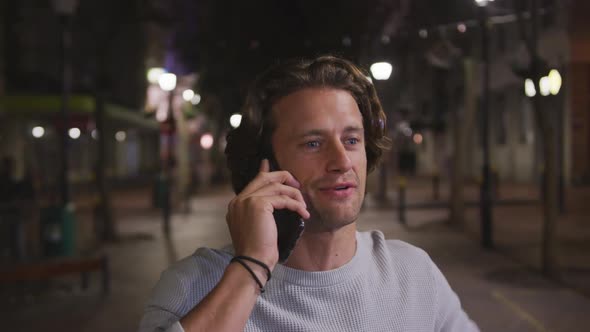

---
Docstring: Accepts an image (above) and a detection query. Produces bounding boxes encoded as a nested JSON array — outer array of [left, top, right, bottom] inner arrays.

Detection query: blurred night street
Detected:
[[2, 181, 590, 331], [1, 0, 590, 331]]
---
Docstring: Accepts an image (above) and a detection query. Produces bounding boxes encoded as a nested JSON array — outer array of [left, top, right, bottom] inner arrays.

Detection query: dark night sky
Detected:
[[161, 0, 485, 120]]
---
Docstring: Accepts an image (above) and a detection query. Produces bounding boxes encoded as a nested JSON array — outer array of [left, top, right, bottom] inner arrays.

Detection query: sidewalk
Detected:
[[379, 176, 590, 298], [1, 184, 589, 332]]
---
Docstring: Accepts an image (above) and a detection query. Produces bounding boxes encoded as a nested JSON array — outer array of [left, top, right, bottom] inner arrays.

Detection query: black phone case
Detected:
[[268, 156, 305, 263], [274, 209, 305, 263]]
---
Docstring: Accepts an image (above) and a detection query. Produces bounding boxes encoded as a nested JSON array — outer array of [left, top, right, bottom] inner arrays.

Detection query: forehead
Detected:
[[271, 88, 363, 134]]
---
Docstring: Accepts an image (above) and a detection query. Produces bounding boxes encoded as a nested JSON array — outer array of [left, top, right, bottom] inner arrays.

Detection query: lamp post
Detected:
[[370, 62, 393, 204], [475, 0, 493, 248], [52, 0, 78, 208], [51, 0, 78, 256], [524, 69, 564, 213], [158, 73, 177, 235]]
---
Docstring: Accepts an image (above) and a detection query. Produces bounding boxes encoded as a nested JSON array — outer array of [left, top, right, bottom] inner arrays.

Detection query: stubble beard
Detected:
[[302, 190, 364, 233]]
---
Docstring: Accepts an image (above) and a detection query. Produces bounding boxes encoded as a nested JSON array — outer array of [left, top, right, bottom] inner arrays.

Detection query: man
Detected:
[[140, 56, 479, 332]]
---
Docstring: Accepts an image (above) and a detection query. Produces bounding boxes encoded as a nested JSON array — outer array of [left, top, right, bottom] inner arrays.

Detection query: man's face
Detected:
[[271, 88, 367, 232]]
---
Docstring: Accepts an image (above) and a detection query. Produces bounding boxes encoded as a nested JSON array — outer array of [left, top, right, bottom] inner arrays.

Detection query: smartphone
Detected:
[[268, 156, 305, 263]]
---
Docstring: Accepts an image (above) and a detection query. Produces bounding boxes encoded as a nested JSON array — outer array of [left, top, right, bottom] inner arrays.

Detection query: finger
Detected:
[[259, 158, 300, 188], [248, 182, 306, 207], [281, 173, 301, 189], [264, 170, 301, 189], [240, 169, 301, 196], [264, 195, 310, 220], [259, 158, 270, 173]]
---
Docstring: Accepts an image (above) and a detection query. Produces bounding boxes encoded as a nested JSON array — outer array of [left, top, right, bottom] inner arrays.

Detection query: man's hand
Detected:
[[226, 159, 310, 271], [177, 163, 309, 332]]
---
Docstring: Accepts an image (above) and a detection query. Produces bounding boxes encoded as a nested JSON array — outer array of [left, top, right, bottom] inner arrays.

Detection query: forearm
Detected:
[[179, 262, 266, 332]]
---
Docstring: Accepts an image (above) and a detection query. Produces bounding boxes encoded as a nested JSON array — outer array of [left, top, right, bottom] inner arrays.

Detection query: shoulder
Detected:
[[358, 230, 432, 266], [357, 230, 437, 286], [167, 246, 232, 280], [140, 246, 233, 331], [147, 247, 232, 313]]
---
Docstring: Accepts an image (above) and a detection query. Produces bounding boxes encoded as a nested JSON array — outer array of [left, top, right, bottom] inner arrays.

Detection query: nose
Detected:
[[326, 140, 353, 174]]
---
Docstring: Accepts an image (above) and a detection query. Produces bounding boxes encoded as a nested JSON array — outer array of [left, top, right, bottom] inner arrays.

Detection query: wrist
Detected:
[[235, 251, 277, 271], [225, 263, 268, 292], [230, 255, 272, 293]]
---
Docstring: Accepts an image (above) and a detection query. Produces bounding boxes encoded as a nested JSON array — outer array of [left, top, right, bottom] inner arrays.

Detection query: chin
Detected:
[[303, 191, 364, 231], [305, 206, 360, 233]]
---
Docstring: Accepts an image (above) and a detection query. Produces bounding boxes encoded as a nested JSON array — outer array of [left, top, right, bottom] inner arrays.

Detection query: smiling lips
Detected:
[[320, 182, 356, 191], [318, 182, 357, 199]]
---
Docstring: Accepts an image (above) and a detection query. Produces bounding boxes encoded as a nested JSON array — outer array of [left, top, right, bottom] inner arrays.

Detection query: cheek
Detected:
[[294, 167, 316, 188], [353, 152, 368, 172]]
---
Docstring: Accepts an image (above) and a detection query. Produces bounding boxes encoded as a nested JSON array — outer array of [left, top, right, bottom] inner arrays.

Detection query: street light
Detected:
[[370, 61, 393, 204], [200, 133, 214, 150], [230, 113, 242, 128], [413, 133, 424, 145], [474, 0, 493, 248], [539, 76, 551, 96], [474, 0, 494, 6], [548, 69, 562, 95], [419, 29, 428, 39], [525, 78, 537, 97], [68, 127, 81, 139], [370, 62, 393, 80], [191, 94, 201, 105], [115, 131, 126, 142], [524, 69, 565, 213], [524, 69, 562, 98], [147, 67, 166, 85], [182, 89, 195, 102], [158, 72, 177, 235], [32, 126, 45, 138], [158, 73, 177, 92], [457, 23, 467, 33]]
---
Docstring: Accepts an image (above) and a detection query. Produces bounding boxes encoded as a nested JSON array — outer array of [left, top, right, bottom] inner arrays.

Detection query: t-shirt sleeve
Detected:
[[430, 260, 480, 332], [138, 269, 187, 332]]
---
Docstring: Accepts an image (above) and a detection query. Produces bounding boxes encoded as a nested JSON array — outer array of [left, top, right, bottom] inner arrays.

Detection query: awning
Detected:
[[0, 95, 159, 131]]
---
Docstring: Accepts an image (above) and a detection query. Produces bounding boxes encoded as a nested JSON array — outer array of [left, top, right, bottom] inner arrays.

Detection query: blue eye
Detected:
[[306, 141, 320, 148], [346, 138, 360, 145]]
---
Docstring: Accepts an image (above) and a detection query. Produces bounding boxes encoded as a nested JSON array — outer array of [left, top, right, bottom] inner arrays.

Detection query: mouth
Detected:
[[320, 182, 356, 190], [318, 182, 357, 198]]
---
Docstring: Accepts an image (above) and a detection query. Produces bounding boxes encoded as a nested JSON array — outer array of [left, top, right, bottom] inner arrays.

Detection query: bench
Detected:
[[0, 255, 110, 295]]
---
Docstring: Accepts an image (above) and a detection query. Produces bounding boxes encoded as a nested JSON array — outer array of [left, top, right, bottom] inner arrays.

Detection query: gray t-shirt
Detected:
[[140, 230, 479, 332]]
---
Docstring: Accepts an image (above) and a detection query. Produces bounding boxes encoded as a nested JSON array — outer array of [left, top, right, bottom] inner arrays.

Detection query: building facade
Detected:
[[410, 1, 589, 186]]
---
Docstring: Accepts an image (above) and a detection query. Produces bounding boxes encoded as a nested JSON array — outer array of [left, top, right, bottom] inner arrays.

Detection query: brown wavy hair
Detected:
[[225, 55, 392, 194]]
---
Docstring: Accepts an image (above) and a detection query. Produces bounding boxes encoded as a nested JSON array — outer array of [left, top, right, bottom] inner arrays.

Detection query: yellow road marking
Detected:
[[491, 290, 553, 332]]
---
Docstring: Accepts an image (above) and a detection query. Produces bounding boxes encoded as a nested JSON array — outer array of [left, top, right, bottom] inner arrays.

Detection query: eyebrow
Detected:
[[297, 126, 364, 138]]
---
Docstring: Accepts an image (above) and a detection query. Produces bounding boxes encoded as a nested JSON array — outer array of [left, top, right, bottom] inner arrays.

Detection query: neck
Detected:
[[284, 223, 357, 271]]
